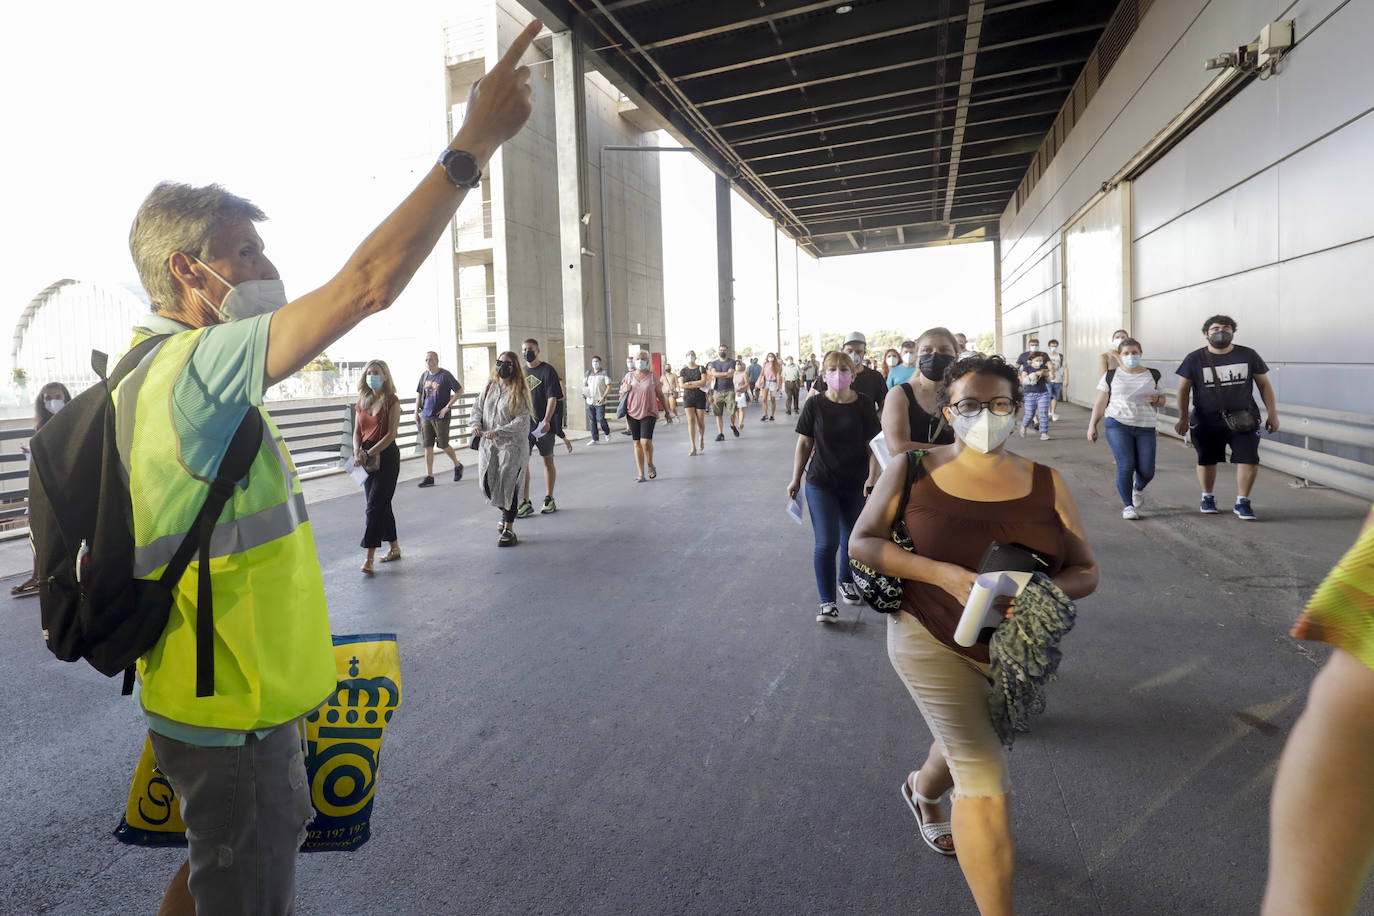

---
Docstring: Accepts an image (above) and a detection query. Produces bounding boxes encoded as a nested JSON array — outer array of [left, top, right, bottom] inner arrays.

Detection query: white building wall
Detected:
[[998, 0, 1373, 417], [491, 1, 664, 381]]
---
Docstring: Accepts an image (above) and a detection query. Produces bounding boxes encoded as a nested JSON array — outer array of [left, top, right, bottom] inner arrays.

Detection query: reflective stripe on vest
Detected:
[[115, 325, 334, 731]]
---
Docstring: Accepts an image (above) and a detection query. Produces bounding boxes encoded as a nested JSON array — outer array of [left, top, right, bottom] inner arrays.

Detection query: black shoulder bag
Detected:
[[848, 449, 925, 613]]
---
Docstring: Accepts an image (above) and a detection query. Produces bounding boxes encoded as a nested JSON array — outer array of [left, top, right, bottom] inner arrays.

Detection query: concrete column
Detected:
[[715, 174, 734, 352], [993, 236, 1004, 355], [554, 31, 589, 429]]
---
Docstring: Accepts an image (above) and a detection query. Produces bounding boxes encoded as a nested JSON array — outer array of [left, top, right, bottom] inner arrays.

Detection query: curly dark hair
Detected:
[[937, 355, 1023, 409]]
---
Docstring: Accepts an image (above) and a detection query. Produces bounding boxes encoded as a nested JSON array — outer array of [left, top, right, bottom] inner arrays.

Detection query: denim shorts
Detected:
[[1047, 382, 1062, 399], [149, 722, 313, 915]]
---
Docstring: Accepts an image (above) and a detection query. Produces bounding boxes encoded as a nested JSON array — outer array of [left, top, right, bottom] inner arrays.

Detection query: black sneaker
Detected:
[[715, 433, 725, 442], [515, 499, 534, 518], [731, 425, 740, 438], [540, 496, 557, 515], [816, 602, 840, 624], [498, 528, 518, 547], [417, 476, 435, 488], [453, 464, 464, 482], [839, 582, 862, 605]]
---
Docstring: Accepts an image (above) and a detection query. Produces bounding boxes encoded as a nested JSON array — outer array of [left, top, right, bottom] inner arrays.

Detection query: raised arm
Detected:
[[263, 21, 539, 387]]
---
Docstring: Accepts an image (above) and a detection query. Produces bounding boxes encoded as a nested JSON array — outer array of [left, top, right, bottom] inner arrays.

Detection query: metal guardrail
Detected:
[[0, 393, 482, 534], [1154, 392, 1374, 500]]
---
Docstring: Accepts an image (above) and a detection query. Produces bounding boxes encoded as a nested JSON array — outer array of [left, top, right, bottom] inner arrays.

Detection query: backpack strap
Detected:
[[1148, 368, 1161, 384], [1104, 368, 1115, 391], [152, 408, 264, 698], [97, 334, 169, 386]]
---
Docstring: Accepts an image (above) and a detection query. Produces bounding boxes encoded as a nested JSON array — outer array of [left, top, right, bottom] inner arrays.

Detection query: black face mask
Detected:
[[523, 349, 537, 363], [1208, 331, 1233, 348], [918, 352, 956, 382], [718, 350, 728, 358], [497, 362, 514, 379]]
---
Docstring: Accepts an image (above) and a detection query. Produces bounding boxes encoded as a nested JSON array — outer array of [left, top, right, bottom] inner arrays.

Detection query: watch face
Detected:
[[443, 150, 481, 187]]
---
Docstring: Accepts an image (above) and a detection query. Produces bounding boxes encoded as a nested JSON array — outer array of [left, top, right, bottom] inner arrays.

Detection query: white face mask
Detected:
[[949, 409, 1018, 454], [45, 398, 66, 415], [885, 355, 899, 368], [901, 351, 916, 366], [1112, 336, 1126, 349], [194, 257, 287, 321]]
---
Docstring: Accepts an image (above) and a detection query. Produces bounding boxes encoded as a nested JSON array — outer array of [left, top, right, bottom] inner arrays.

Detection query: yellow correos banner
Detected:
[[115, 633, 401, 852]]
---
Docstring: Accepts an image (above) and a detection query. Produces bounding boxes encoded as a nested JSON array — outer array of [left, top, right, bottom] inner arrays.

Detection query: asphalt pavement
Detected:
[[1, 397, 1370, 915]]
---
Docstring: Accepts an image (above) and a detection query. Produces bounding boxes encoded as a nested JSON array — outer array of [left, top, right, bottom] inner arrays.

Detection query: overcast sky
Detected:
[[2, 0, 995, 380]]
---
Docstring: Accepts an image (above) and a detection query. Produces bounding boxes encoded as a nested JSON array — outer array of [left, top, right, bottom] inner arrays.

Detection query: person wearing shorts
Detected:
[[621, 349, 676, 481], [708, 346, 739, 441], [1174, 314, 1279, 520], [517, 339, 563, 517], [415, 351, 464, 488]]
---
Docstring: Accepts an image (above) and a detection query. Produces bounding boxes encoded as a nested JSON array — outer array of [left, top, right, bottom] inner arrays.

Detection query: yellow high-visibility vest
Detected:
[[115, 327, 334, 732]]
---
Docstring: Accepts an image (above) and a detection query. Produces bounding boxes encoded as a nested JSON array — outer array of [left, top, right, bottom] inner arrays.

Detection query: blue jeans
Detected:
[[1104, 417, 1157, 506], [586, 403, 610, 440], [1022, 391, 1051, 434], [805, 482, 865, 604]]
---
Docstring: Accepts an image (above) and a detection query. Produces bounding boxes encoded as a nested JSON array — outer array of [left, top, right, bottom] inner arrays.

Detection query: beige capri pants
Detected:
[[887, 610, 1011, 799]]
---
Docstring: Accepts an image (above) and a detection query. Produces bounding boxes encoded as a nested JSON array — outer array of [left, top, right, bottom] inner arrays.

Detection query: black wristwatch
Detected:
[[438, 149, 482, 189]]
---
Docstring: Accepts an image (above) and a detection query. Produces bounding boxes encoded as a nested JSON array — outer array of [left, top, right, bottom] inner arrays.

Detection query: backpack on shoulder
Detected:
[[29, 335, 262, 696]]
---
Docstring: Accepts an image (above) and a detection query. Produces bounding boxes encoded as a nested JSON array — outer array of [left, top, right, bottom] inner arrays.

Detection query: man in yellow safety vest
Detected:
[[119, 21, 540, 915]]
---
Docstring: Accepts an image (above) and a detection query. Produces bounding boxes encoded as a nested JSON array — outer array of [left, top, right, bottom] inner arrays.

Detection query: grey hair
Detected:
[[129, 182, 266, 313]]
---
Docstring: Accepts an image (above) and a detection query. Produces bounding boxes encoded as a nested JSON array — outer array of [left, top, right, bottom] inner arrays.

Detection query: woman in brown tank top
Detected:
[[850, 356, 1098, 916]]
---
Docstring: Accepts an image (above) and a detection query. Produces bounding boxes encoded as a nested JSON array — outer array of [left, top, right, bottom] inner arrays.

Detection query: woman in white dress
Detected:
[[472, 350, 534, 546]]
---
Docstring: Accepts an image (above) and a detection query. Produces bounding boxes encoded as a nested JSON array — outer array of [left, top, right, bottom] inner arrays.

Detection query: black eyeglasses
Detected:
[[950, 397, 1017, 417]]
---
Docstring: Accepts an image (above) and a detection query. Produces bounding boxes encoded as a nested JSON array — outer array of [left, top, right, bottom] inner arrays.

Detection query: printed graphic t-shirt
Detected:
[[525, 361, 564, 430], [417, 369, 462, 419], [1175, 345, 1268, 422]]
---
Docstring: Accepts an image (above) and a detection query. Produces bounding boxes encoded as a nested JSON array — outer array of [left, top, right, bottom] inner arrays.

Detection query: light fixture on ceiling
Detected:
[[836, 4, 853, 13]]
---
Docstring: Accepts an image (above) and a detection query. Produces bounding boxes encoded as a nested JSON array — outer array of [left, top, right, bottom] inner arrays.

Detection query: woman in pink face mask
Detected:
[[786, 351, 882, 625]]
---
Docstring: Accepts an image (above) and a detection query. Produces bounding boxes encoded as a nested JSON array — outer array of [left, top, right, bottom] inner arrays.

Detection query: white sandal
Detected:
[[900, 772, 956, 856]]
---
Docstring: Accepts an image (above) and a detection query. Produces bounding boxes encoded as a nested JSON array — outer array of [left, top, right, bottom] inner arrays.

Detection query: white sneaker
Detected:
[[838, 581, 862, 605], [1050, 413, 1059, 421], [1018, 425, 1027, 438], [1132, 489, 1144, 509], [1122, 505, 1140, 520], [1040, 433, 1050, 441], [816, 603, 840, 624]]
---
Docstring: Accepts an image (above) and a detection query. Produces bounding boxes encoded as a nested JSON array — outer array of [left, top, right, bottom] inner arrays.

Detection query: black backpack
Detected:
[[29, 334, 263, 696]]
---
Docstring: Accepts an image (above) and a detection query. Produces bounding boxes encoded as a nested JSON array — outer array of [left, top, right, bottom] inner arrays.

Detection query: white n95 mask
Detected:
[[950, 409, 1018, 454], [194, 257, 288, 321]]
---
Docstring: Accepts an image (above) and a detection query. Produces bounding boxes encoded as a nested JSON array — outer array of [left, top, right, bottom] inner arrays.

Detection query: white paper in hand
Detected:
[[532, 421, 548, 438], [869, 432, 892, 469], [954, 570, 1034, 647], [343, 456, 369, 487], [787, 493, 805, 524]]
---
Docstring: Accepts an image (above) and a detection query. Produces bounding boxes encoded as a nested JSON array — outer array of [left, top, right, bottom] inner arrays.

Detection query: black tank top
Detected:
[[902, 383, 955, 445]]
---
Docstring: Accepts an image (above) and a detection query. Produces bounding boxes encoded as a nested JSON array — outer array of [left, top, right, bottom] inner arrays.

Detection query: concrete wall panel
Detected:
[[1277, 111, 1374, 261]]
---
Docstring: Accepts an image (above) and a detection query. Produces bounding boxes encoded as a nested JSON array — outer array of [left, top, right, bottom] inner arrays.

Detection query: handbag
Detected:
[[1202, 350, 1258, 433], [848, 450, 925, 613]]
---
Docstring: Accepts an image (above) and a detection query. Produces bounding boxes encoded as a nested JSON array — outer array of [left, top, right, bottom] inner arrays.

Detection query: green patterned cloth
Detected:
[[1292, 521, 1374, 672], [988, 573, 1077, 749]]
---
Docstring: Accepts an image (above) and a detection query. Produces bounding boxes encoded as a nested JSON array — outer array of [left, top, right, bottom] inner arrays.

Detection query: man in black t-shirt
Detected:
[[516, 338, 564, 517], [1174, 314, 1279, 520], [707, 345, 739, 441], [414, 351, 464, 488]]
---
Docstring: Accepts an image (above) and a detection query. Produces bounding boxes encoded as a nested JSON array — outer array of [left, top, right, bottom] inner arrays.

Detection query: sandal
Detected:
[[379, 547, 402, 563], [900, 772, 955, 856], [647, 465, 657, 479], [635, 475, 647, 483], [360, 560, 374, 576]]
